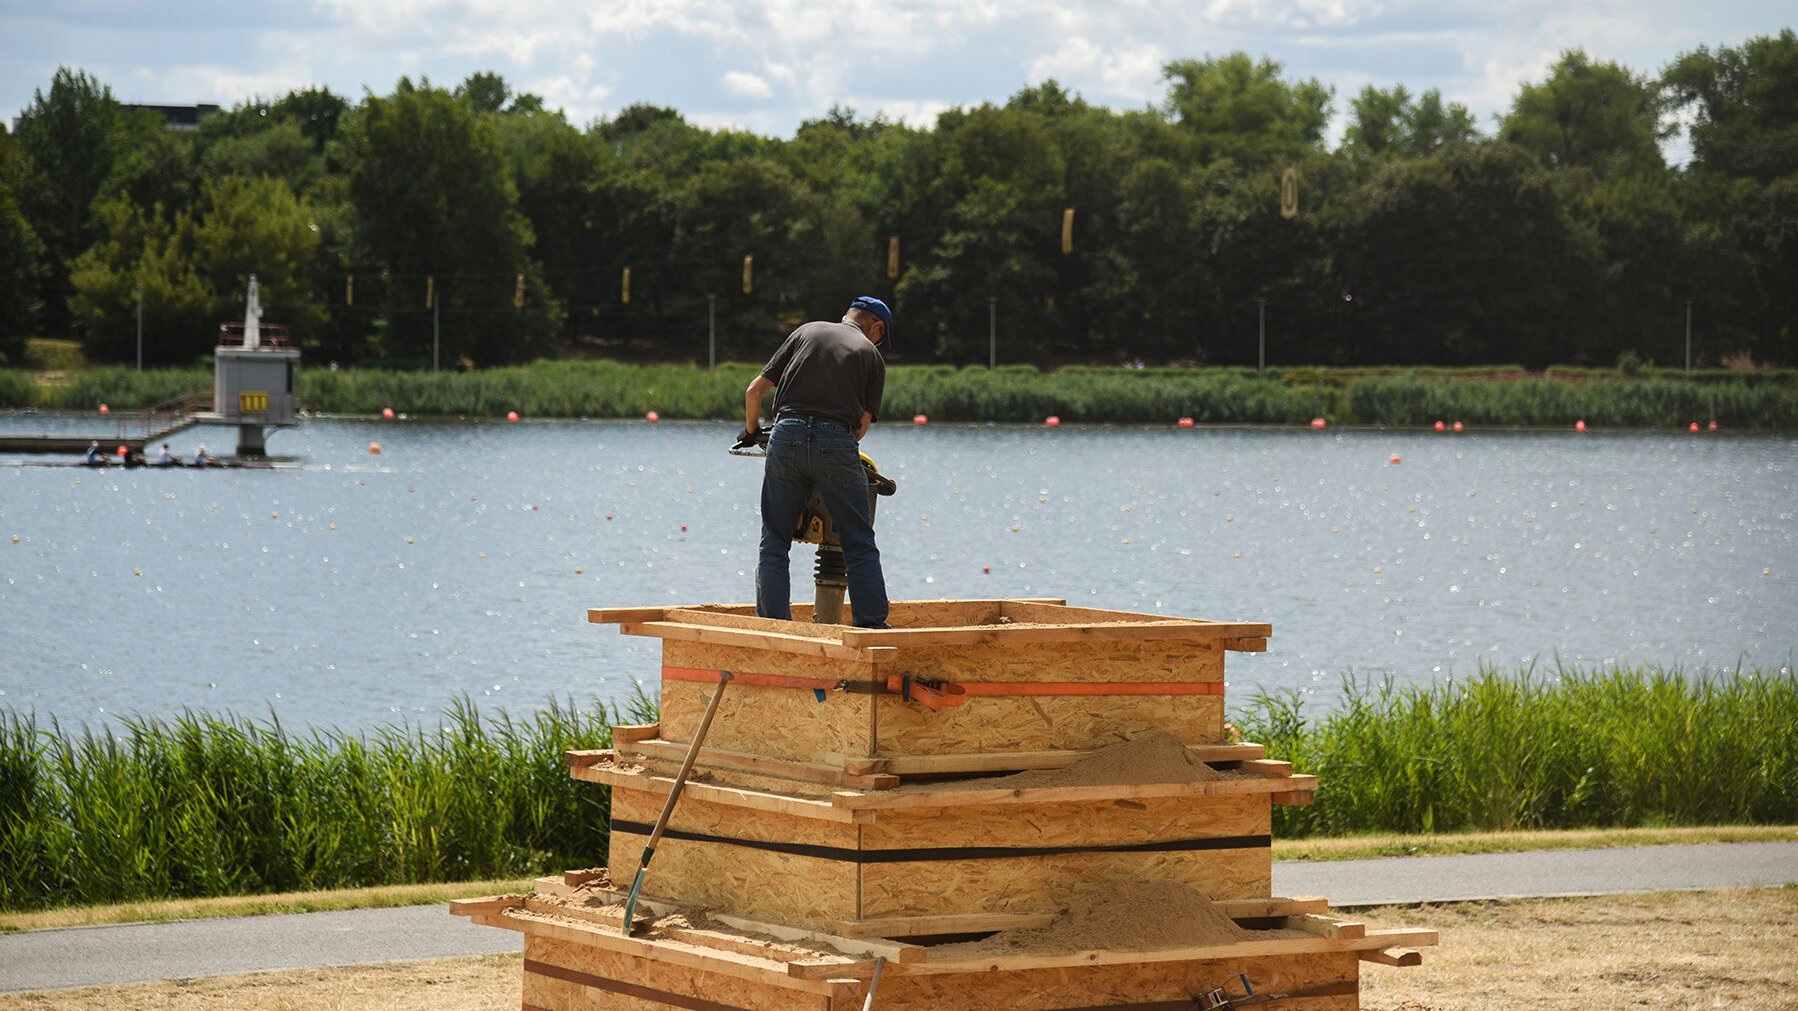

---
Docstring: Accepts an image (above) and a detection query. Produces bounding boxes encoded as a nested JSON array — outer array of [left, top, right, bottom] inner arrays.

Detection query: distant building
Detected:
[[127, 103, 221, 131]]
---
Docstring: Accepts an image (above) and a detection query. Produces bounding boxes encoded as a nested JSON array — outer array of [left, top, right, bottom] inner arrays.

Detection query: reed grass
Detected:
[[1232, 663, 1798, 838], [3, 362, 1793, 427], [0, 692, 654, 912]]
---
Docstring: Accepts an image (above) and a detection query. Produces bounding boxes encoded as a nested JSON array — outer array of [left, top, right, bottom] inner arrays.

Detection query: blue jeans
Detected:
[[756, 418, 889, 627]]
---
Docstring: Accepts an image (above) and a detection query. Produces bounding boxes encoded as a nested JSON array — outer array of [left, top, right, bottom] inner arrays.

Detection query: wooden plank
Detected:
[[524, 894, 654, 934], [664, 608, 846, 639], [839, 620, 1273, 648], [831, 774, 1315, 811], [787, 927, 1440, 979], [832, 912, 1059, 938], [563, 749, 607, 769], [706, 912, 925, 963], [502, 908, 857, 997], [449, 894, 525, 917], [573, 760, 871, 824], [843, 742, 1266, 776], [527, 935, 838, 1011], [588, 606, 672, 624], [1286, 914, 1367, 940], [1360, 947, 1424, 967], [1214, 896, 1330, 918], [612, 723, 661, 745], [1221, 636, 1269, 652], [1233, 758, 1296, 779], [1273, 788, 1318, 806], [629, 737, 897, 790], [623, 620, 898, 662]]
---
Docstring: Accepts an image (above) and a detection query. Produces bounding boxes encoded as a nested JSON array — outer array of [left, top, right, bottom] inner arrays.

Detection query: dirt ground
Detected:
[[8, 888, 1795, 1010]]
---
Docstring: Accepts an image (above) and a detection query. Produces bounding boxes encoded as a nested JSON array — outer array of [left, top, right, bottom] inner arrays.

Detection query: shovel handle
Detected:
[[622, 669, 733, 934]]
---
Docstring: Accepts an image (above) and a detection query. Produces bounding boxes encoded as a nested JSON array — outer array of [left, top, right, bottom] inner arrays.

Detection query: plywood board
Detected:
[[859, 848, 1274, 919], [823, 950, 1359, 1010], [860, 793, 1268, 850], [661, 639, 878, 762], [525, 934, 838, 1010], [607, 787, 861, 927], [875, 691, 1225, 756]]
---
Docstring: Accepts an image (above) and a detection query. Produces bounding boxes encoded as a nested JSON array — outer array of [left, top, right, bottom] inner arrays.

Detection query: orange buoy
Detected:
[[382, 407, 394, 420], [115, 445, 127, 457], [507, 410, 519, 422], [645, 410, 660, 422], [1688, 422, 1700, 432], [1390, 454, 1402, 464], [1434, 421, 1445, 432], [1453, 421, 1464, 433], [1310, 418, 1327, 429], [679, 523, 688, 531], [99, 404, 110, 415], [1045, 416, 1060, 427], [913, 413, 928, 425], [369, 442, 382, 454], [1178, 417, 1195, 428], [982, 565, 990, 573], [1575, 420, 1587, 432]]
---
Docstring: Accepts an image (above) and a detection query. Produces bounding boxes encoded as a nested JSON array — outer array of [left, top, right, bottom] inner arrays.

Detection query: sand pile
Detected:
[[931, 880, 1248, 958], [996, 732, 1234, 790]]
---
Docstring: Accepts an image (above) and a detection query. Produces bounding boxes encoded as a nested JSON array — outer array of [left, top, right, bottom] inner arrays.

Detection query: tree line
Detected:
[[0, 32, 1794, 371]]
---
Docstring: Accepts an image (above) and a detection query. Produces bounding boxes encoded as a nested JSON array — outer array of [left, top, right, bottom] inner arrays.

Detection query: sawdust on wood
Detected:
[[929, 880, 1251, 957]]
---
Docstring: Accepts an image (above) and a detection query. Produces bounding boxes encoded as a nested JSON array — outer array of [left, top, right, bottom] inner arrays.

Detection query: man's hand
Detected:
[[733, 427, 769, 450]]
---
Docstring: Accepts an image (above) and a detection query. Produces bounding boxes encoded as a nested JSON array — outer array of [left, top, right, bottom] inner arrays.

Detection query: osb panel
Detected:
[[636, 758, 840, 799], [525, 935, 832, 1011], [862, 794, 1268, 849], [660, 639, 875, 762], [887, 600, 1010, 627], [610, 785, 859, 850], [608, 790, 857, 926], [860, 849, 1272, 919], [901, 641, 1225, 684], [865, 951, 1358, 1010], [875, 694, 1225, 756]]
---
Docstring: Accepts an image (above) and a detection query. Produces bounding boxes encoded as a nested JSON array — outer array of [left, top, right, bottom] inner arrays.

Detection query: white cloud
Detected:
[[723, 70, 774, 99], [1027, 35, 1167, 102]]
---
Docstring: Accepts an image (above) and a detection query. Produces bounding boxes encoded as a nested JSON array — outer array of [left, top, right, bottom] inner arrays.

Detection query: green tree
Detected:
[[0, 186, 46, 359], [335, 79, 560, 365], [7, 68, 123, 333], [1500, 50, 1667, 176], [1345, 86, 1479, 158], [1163, 54, 1333, 167], [68, 176, 322, 364], [1664, 29, 1798, 183], [1326, 142, 1592, 367]]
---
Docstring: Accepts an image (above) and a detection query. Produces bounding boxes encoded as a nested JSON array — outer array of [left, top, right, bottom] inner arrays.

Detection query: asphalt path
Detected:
[[3, 841, 1795, 993]]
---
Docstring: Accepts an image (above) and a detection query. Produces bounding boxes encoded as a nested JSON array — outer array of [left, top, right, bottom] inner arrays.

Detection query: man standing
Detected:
[[741, 296, 892, 628]]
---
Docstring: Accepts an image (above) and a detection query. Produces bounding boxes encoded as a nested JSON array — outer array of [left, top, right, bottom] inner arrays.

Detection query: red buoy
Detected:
[[99, 404, 110, 416], [913, 414, 928, 425], [382, 407, 394, 420], [507, 410, 519, 422], [1045, 416, 1060, 427], [369, 442, 382, 454], [115, 445, 127, 457], [1575, 420, 1587, 432], [1178, 417, 1195, 428], [1453, 421, 1464, 433], [1434, 421, 1445, 432], [645, 411, 660, 422], [1310, 418, 1327, 430], [1689, 422, 1700, 432]]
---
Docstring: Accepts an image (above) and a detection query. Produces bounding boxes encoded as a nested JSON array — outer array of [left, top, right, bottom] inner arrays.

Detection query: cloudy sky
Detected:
[[2, 0, 1791, 155]]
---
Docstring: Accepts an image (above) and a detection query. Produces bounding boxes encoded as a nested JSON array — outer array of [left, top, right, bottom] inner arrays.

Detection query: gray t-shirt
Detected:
[[760, 321, 886, 431]]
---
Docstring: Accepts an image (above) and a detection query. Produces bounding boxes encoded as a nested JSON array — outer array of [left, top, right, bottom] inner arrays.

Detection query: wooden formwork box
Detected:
[[455, 882, 1431, 1011], [456, 598, 1435, 1009], [589, 598, 1272, 765]]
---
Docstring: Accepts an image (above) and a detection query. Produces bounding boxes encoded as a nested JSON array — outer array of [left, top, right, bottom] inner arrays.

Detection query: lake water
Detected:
[[3, 414, 1793, 730]]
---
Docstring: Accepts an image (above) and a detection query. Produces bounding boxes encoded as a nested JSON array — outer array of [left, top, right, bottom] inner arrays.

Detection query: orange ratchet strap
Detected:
[[663, 666, 1223, 712]]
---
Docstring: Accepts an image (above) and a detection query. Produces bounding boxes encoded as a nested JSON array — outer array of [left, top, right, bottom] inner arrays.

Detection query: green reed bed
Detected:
[[0, 693, 652, 912], [1232, 663, 1798, 838], [3, 362, 1794, 428]]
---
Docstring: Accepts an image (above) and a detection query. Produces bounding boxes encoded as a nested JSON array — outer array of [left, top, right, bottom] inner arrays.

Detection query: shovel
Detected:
[[622, 668, 733, 936]]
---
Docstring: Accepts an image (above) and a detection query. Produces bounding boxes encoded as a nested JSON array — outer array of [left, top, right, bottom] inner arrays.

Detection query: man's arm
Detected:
[[744, 375, 775, 434], [854, 411, 872, 441]]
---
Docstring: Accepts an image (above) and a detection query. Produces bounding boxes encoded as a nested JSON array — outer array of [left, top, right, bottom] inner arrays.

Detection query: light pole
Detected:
[[1257, 298, 1266, 376], [707, 294, 717, 370], [988, 296, 997, 370]]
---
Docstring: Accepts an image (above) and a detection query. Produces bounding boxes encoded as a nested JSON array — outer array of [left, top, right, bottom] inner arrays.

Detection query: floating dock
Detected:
[[454, 598, 1435, 1009]]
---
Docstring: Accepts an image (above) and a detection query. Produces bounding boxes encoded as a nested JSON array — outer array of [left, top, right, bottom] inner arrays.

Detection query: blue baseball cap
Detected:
[[849, 296, 893, 344]]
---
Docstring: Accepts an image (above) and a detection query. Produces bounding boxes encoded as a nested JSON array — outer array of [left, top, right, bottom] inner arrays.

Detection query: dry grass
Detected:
[[1272, 824, 1798, 863], [0, 880, 536, 933], [8, 888, 1794, 1010]]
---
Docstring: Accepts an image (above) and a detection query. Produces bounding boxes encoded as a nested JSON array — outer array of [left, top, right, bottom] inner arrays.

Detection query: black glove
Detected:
[[732, 426, 769, 450]]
